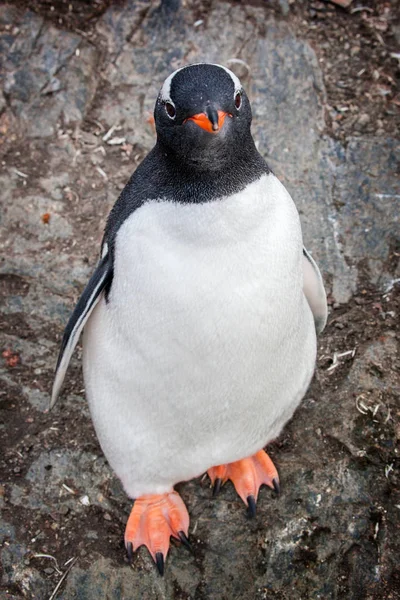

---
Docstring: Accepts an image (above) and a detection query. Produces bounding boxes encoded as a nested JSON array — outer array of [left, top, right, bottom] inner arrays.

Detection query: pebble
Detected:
[[357, 113, 370, 127], [79, 494, 90, 506]]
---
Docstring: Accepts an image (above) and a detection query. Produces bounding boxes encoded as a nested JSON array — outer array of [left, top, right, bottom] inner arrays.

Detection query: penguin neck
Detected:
[[153, 136, 269, 204]]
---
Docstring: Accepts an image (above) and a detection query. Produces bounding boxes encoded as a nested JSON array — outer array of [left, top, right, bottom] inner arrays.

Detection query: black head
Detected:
[[154, 63, 254, 171]]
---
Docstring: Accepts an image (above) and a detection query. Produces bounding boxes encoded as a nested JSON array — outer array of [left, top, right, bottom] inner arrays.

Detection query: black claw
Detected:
[[247, 495, 257, 518], [126, 541, 133, 564], [273, 478, 280, 494], [178, 531, 192, 552], [155, 552, 164, 576], [212, 478, 222, 497]]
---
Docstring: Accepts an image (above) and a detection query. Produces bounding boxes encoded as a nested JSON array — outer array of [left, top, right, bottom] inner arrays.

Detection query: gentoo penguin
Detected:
[[51, 63, 327, 575]]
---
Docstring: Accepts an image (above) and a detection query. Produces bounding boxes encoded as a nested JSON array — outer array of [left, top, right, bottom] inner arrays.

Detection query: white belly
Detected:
[[83, 174, 316, 498]]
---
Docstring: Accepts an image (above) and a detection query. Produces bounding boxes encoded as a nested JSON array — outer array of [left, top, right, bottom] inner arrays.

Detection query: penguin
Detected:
[[51, 63, 327, 575]]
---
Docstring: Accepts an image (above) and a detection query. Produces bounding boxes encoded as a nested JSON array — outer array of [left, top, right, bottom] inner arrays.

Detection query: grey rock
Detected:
[[333, 138, 400, 288], [0, 522, 51, 597], [10, 450, 113, 514], [1, 8, 99, 138], [357, 113, 371, 127], [22, 387, 49, 412]]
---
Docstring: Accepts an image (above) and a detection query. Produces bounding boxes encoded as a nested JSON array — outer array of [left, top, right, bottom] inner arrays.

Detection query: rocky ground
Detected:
[[0, 0, 399, 598]]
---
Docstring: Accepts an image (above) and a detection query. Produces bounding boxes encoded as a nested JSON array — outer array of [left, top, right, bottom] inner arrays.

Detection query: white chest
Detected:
[[110, 174, 303, 341], [83, 173, 314, 497]]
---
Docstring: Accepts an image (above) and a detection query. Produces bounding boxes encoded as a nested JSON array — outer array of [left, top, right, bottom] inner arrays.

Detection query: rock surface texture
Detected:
[[0, 1, 399, 599]]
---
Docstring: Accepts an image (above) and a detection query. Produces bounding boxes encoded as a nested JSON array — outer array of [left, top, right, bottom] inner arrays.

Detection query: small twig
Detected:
[[48, 557, 77, 600], [107, 137, 126, 146], [356, 395, 369, 415], [327, 348, 356, 372], [102, 124, 121, 142], [385, 463, 394, 478], [384, 408, 391, 424], [350, 6, 373, 13], [32, 553, 62, 575], [14, 169, 28, 178], [95, 166, 108, 180], [62, 483, 76, 495], [372, 403, 380, 417], [94, 146, 106, 155], [72, 148, 81, 167]]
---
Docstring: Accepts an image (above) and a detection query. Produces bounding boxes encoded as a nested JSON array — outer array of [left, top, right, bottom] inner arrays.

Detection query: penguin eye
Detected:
[[235, 92, 242, 110], [165, 102, 176, 119]]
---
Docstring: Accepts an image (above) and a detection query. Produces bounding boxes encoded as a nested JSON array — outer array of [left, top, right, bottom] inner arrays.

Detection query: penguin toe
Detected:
[[155, 552, 164, 576], [212, 477, 223, 497], [247, 494, 257, 518], [207, 449, 279, 513], [208, 463, 230, 497], [124, 491, 190, 574]]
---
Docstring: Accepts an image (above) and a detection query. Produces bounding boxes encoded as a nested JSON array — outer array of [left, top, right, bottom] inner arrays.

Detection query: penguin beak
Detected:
[[185, 107, 230, 133]]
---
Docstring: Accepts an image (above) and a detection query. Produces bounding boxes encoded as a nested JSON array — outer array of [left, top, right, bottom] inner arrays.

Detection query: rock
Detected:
[[1, 9, 99, 138], [357, 113, 371, 128], [333, 138, 400, 289], [10, 450, 114, 514]]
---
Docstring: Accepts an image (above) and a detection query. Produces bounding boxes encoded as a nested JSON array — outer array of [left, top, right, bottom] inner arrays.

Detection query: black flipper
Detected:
[[50, 252, 113, 408]]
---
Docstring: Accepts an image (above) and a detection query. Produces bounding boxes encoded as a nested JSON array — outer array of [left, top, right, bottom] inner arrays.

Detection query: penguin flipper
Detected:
[[50, 253, 113, 409], [302, 247, 328, 335]]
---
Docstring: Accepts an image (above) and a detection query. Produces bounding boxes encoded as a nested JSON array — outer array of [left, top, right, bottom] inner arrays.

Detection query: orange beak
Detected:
[[185, 110, 230, 133]]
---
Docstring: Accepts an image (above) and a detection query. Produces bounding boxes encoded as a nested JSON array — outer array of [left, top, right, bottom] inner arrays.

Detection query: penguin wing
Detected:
[[50, 252, 113, 408], [302, 247, 327, 335]]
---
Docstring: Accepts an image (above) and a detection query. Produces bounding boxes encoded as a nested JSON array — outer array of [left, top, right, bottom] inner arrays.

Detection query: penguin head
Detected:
[[154, 63, 253, 171]]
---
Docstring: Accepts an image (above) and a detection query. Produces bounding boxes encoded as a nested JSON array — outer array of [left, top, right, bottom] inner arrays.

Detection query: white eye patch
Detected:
[[159, 63, 242, 104], [214, 64, 242, 96]]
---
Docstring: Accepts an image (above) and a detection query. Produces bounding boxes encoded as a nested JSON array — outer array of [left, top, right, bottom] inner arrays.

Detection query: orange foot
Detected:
[[207, 449, 279, 517], [124, 491, 190, 575]]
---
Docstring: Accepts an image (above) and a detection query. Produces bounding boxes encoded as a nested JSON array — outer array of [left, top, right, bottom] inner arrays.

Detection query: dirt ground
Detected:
[[0, 0, 399, 599]]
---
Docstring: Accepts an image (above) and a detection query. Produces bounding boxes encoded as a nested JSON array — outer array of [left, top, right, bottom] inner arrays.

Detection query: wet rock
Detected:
[[22, 387, 49, 412], [10, 449, 114, 514], [59, 555, 201, 600], [1, 521, 51, 597], [0, 7, 99, 138], [333, 138, 400, 290]]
